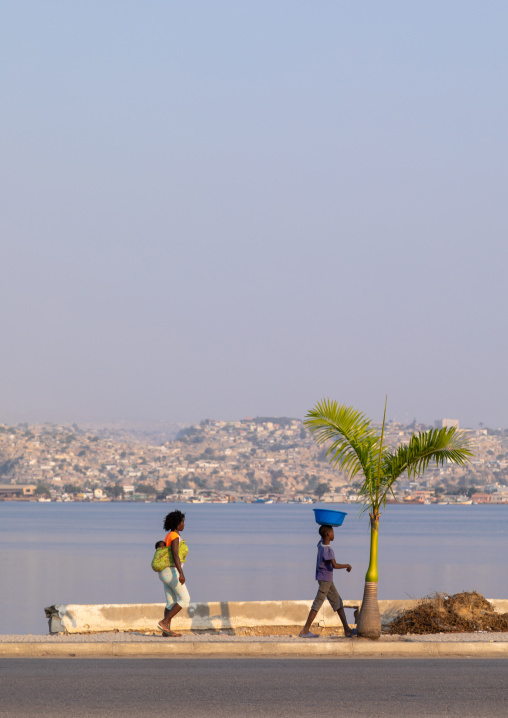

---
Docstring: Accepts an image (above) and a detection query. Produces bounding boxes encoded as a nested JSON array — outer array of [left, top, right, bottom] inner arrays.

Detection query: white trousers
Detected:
[[159, 566, 191, 609]]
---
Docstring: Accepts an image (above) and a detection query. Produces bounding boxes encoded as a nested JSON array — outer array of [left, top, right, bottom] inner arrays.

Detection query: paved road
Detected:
[[1, 658, 507, 717]]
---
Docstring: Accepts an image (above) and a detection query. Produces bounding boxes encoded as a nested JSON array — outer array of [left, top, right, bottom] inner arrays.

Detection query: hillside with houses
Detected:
[[0, 418, 507, 504]]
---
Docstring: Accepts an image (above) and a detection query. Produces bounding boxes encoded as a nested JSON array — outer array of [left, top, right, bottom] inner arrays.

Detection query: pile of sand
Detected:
[[388, 591, 508, 635]]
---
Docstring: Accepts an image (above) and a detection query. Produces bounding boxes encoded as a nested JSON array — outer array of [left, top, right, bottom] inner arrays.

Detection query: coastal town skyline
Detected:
[[2, 415, 507, 505]]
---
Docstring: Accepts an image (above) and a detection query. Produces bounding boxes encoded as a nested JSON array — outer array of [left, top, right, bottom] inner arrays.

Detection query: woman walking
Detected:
[[157, 510, 190, 637]]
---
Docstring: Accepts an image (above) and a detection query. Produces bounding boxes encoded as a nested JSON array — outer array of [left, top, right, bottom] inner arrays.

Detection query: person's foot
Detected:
[[157, 621, 173, 633], [345, 628, 357, 638], [157, 621, 182, 637], [299, 631, 319, 638]]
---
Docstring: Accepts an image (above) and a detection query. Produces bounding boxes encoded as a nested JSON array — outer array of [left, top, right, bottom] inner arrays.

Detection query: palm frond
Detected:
[[378, 427, 473, 504], [373, 395, 388, 507], [385, 427, 473, 478], [304, 400, 380, 484]]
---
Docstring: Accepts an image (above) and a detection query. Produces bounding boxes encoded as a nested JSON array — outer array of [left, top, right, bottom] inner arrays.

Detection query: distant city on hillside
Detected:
[[0, 418, 507, 505]]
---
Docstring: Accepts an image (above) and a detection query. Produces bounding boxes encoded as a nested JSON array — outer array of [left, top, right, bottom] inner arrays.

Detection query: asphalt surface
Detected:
[[1, 659, 507, 718]]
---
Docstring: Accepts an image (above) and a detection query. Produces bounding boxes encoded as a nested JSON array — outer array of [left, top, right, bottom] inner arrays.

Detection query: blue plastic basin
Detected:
[[313, 508, 347, 526]]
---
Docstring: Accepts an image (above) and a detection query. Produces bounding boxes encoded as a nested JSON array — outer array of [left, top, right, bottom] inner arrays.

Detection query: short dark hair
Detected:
[[319, 524, 332, 539], [163, 510, 186, 532], [155, 540, 166, 549]]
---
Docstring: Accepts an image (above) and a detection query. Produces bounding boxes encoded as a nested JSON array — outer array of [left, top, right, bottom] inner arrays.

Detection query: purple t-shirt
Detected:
[[315, 540, 335, 581]]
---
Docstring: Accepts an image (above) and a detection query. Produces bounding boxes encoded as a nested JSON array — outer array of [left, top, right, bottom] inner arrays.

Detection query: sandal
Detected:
[[157, 622, 181, 636]]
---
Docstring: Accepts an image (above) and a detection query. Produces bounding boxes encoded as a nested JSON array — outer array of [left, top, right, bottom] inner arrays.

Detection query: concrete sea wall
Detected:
[[45, 599, 508, 634]]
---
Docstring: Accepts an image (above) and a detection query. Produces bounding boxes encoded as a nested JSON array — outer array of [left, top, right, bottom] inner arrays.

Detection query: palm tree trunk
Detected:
[[356, 513, 381, 639]]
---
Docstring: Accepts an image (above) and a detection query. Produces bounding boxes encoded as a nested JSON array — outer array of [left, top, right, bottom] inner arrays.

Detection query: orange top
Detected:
[[164, 530, 188, 565], [165, 531, 179, 546]]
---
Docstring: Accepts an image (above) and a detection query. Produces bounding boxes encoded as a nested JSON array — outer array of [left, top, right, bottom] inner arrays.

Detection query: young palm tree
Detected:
[[304, 398, 473, 639]]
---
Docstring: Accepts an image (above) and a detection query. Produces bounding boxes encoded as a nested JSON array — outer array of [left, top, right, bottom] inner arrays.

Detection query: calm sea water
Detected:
[[0, 502, 506, 634]]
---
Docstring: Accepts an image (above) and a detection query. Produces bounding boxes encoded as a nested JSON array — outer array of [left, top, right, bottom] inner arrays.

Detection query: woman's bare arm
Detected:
[[171, 537, 186, 583]]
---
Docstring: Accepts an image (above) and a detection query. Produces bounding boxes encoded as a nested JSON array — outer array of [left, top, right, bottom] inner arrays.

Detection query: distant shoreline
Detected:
[[1, 499, 507, 506]]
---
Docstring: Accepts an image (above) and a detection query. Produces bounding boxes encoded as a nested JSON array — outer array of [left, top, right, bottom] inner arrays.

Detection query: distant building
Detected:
[[435, 419, 460, 429], [491, 490, 508, 503], [413, 490, 434, 499], [322, 492, 348, 503], [0, 484, 37, 499], [471, 493, 491, 503]]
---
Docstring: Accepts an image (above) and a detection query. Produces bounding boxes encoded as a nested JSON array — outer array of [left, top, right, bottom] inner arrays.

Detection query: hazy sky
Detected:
[[1, 2, 507, 428]]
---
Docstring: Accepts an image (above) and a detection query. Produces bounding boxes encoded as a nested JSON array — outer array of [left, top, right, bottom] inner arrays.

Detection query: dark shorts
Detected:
[[311, 580, 343, 612]]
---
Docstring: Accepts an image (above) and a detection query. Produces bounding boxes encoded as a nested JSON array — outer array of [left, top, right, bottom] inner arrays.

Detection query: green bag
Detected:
[[151, 547, 171, 573]]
